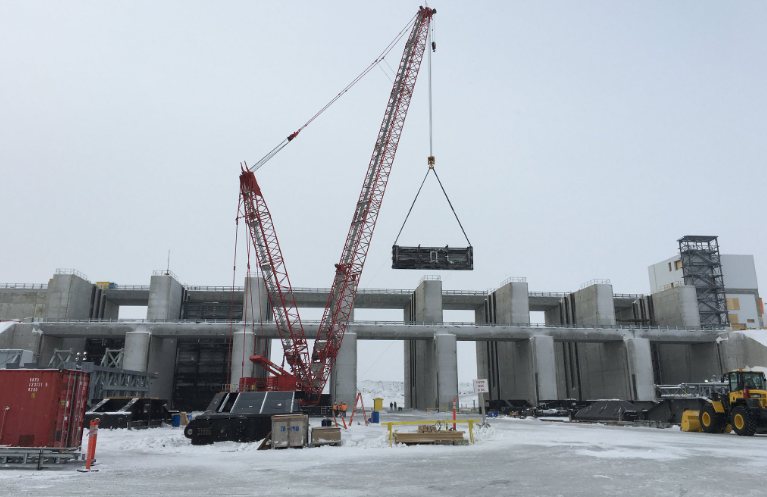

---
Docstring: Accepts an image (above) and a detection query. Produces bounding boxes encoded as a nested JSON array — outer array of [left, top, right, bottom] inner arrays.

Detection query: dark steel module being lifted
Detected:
[[392, 245, 473, 270]]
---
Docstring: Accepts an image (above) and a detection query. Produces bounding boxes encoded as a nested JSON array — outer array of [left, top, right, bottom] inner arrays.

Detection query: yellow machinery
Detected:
[[682, 369, 767, 436]]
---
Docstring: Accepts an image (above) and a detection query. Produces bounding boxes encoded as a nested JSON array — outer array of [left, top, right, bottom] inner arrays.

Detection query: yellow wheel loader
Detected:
[[682, 370, 767, 436]]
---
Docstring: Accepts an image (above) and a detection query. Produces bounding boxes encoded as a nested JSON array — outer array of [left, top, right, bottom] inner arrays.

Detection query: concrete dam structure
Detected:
[[0, 269, 762, 411]]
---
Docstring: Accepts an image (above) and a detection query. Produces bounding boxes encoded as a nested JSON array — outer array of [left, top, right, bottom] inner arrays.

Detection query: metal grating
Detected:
[[678, 235, 729, 327]]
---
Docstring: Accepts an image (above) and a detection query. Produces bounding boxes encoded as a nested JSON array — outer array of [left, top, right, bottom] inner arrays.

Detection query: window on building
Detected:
[[674, 260, 682, 270], [747, 319, 755, 323], [668, 262, 672, 272], [729, 313, 739, 324], [727, 298, 741, 311]]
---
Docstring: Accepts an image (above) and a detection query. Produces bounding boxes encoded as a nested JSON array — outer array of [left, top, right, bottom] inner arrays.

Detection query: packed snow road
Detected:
[[1, 411, 766, 496]]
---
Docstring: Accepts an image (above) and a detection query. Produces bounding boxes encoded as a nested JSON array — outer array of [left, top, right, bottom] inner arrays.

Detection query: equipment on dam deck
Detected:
[[84, 397, 172, 429], [0, 369, 89, 449], [681, 369, 767, 436], [236, 6, 436, 404], [184, 391, 300, 445]]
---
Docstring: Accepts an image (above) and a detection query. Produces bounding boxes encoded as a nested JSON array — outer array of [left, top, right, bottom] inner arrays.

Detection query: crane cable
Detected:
[[248, 12, 419, 173], [393, 19, 472, 247]]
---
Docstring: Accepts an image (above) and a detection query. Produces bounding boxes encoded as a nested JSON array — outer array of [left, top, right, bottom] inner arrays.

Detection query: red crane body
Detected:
[[238, 6, 435, 401]]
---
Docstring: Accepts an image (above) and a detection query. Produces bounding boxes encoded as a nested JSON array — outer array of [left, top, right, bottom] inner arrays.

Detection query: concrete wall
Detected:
[[0, 288, 47, 320], [651, 286, 701, 327], [0, 323, 43, 363], [575, 342, 630, 400], [45, 273, 93, 320], [573, 284, 615, 326], [718, 331, 767, 372], [147, 275, 183, 320], [147, 336, 177, 399], [653, 343, 721, 384]]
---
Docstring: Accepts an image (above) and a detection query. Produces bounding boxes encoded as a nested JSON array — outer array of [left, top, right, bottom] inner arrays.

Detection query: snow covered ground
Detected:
[[2, 411, 766, 496], [357, 380, 478, 408]]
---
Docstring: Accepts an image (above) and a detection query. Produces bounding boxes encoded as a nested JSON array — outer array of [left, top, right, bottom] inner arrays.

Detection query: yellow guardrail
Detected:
[[380, 420, 482, 447]]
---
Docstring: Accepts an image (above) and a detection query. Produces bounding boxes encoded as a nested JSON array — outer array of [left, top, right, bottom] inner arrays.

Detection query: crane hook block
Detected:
[[287, 130, 300, 141], [432, 41, 436, 52], [427, 156, 435, 166]]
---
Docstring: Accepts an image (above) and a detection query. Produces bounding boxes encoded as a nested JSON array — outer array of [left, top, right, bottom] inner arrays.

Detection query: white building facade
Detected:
[[649, 254, 763, 330]]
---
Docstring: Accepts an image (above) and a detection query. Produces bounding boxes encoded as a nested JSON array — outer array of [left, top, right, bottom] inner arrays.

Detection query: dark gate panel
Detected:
[[392, 245, 473, 270], [173, 339, 230, 412], [183, 302, 243, 320]]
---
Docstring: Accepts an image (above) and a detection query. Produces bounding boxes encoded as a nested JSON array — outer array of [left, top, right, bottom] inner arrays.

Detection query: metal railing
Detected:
[[580, 279, 611, 289], [36, 317, 724, 331], [657, 281, 686, 293], [501, 276, 527, 286], [186, 286, 245, 292], [419, 275, 442, 283], [614, 293, 643, 300], [152, 269, 179, 280], [655, 382, 727, 399], [55, 268, 89, 281], [528, 291, 568, 298], [0, 283, 48, 290], [105, 285, 150, 291]]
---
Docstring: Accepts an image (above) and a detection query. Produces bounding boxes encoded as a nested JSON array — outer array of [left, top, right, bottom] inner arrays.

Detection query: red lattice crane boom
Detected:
[[309, 7, 435, 397], [238, 6, 434, 402], [238, 169, 312, 391]]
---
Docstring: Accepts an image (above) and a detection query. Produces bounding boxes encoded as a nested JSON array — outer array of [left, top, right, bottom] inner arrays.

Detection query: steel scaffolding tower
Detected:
[[678, 235, 729, 327]]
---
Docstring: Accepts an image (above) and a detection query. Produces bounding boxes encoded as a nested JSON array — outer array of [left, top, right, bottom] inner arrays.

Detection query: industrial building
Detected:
[[649, 238, 763, 330], [1, 238, 765, 413]]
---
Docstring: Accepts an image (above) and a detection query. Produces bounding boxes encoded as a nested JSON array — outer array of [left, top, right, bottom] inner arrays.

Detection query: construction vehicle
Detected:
[[681, 369, 767, 436]]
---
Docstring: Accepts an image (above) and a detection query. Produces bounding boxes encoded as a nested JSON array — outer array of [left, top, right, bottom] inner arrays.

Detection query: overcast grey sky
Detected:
[[1, 1, 765, 382]]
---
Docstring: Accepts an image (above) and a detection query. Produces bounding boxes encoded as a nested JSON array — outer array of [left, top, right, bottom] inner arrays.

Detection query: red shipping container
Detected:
[[0, 369, 89, 448]]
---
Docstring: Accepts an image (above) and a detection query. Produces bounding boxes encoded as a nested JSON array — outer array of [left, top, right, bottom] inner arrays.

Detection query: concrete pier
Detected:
[[123, 329, 152, 371], [45, 272, 93, 320], [434, 333, 458, 409], [531, 335, 558, 401], [404, 278, 443, 409], [330, 332, 357, 408], [230, 330, 255, 384], [147, 274, 184, 320], [574, 283, 616, 326], [651, 286, 701, 327], [624, 338, 655, 401], [241, 275, 270, 380]]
